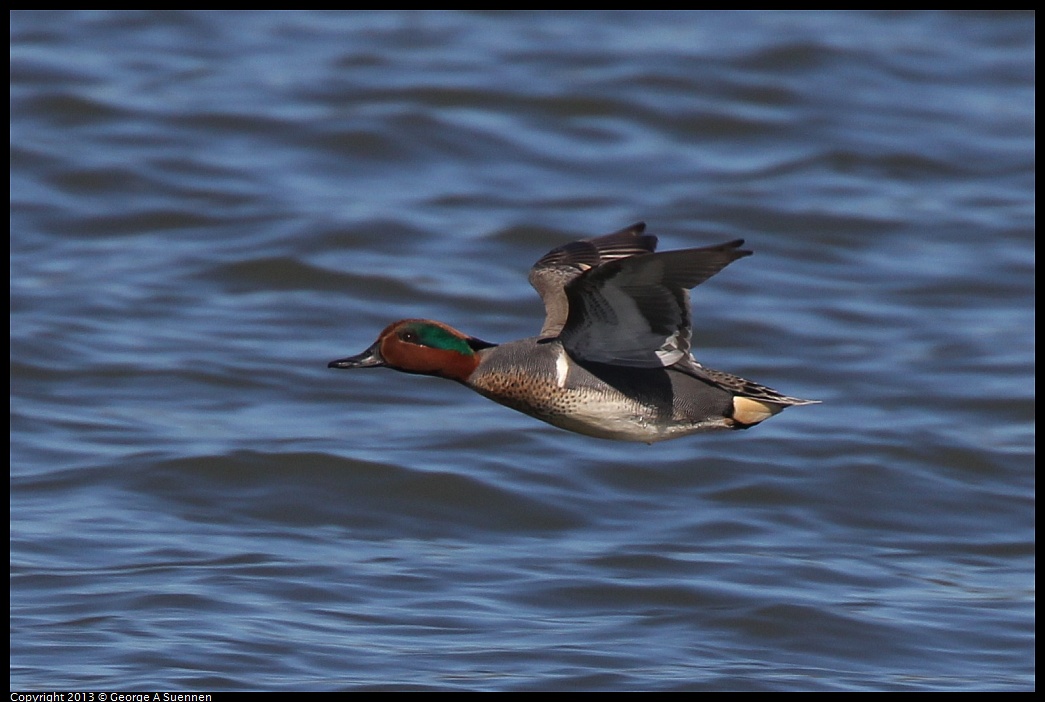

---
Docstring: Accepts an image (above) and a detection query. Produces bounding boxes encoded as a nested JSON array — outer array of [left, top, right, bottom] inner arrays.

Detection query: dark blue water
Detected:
[[10, 10, 1034, 691]]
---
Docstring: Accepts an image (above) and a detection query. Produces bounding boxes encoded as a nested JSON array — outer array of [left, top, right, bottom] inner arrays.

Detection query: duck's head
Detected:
[[328, 319, 495, 382]]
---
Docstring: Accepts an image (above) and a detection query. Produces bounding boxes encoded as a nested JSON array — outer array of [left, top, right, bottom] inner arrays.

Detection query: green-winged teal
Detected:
[[329, 222, 817, 442]]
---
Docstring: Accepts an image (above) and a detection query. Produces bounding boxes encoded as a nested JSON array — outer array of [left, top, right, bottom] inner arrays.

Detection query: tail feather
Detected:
[[688, 364, 819, 407]]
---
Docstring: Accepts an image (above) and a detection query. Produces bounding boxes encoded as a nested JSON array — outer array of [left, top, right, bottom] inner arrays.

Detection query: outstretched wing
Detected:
[[529, 222, 657, 339], [557, 239, 751, 367]]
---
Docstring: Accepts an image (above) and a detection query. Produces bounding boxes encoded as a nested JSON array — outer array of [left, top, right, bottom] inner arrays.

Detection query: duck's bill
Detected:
[[328, 343, 385, 369]]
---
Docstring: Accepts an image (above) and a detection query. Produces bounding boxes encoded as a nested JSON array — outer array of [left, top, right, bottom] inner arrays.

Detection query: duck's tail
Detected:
[[683, 363, 819, 427]]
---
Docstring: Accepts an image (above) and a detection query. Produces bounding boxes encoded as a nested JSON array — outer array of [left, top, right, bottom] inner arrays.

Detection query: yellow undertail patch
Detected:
[[732, 396, 783, 426]]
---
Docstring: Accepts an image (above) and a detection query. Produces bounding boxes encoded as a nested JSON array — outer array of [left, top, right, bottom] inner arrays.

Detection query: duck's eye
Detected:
[[400, 330, 420, 344]]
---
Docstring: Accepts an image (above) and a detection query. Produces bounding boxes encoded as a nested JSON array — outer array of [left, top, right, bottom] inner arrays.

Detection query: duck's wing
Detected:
[[557, 239, 751, 368], [529, 222, 657, 339]]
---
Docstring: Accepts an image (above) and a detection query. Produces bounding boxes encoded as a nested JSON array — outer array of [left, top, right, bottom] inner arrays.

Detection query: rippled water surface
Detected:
[[11, 10, 1034, 691]]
